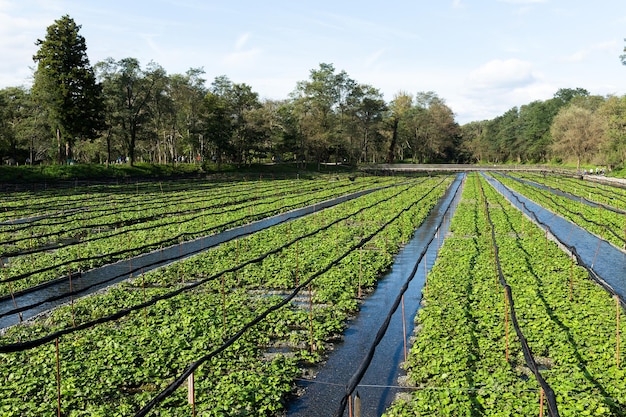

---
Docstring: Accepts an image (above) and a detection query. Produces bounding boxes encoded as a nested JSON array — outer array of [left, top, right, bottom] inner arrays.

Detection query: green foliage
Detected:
[[384, 173, 626, 416], [31, 15, 105, 162], [0, 175, 398, 295], [0, 175, 452, 415]]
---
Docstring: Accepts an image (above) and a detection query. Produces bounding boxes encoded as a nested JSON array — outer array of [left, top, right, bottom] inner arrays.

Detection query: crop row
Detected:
[[384, 173, 625, 416], [510, 172, 626, 211], [0, 176, 373, 248], [0, 176, 401, 296], [0, 179, 306, 248], [0, 175, 452, 416], [493, 173, 626, 250], [0, 176, 318, 218], [0, 178, 241, 220]]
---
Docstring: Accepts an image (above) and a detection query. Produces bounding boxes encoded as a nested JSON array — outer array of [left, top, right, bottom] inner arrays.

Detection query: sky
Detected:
[[1, 0, 626, 124]]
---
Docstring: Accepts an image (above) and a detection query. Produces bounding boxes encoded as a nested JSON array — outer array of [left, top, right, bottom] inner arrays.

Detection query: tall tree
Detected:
[[244, 99, 289, 162], [32, 15, 104, 163], [598, 95, 626, 168], [0, 87, 48, 164], [169, 69, 207, 162], [387, 92, 413, 162], [551, 105, 603, 170], [553, 87, 590, 106], [398, 92, 459, 163], [350, 85, 387, 163], [202, 91, 233, 165], [209, 76, 260, 164], [291, 63, 358, 165], [460, 121, 488, 163], [95, 58, 166, 165], [518, 100, 556, 162]]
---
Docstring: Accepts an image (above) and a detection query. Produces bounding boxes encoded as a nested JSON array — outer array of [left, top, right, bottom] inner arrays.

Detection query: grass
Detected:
[[0, 161, 357, 184]]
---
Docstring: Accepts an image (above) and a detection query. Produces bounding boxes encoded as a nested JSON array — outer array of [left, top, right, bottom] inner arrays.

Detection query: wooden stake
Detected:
[[235, 240, 240, 285], [221, 274, 226, 337], [492, 243, 498, 287], [68, 270, 76, 328], [295, 240, 299, 287], [539, 387, 544, 417], [358, 248, 363, 299], [544, 227, 548, 263], [592, 239, 602, 269], [569, 255, 574, 302], [616, 295, 621, 369], [424, 259, 428, 296], [504, 289, 509, 362], [402, 295, 407, 362], [188, 371, 196, 417], [56, 337, 61, 417], [348, 394, 353, 417], [180, 240, 184, 283], [142, 269, 147, 325], [624, 216, 626, 249], [308, 284, 314, 353], [354, 391, 362, 417]]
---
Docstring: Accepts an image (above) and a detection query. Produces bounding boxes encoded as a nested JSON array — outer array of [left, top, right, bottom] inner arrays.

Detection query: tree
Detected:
[[598, 96, 626, 168], [208, 76, 260, 164], [397, 92, 459, 163], [551, 105, 603, 170], [518, 100, 557, 162], [291, 63, 359, 165], [244, 99, 290, 162], [95, 58, 167, 165], [202, 91, 233, 165], [32, 15, 104, 163], [387, 92, 413, 162], [553, 87, 590, 106], [350, 85, 387, 163], [168, 69, 207, 162], [492, 107, 521, 162], [0, 87, 50, 164], [460, 121, 488, 163]]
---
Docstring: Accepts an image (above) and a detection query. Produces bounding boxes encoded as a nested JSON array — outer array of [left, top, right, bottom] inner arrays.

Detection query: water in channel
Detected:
[[287, 173, 465, 417], [484, 173, 626, 300], [0, 185, 390, 329]]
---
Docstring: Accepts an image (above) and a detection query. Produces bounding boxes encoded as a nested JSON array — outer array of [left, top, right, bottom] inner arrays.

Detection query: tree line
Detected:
[[1, 15, 625, 170], [461, 87, 626, 170], [0, 15, 462, 168]]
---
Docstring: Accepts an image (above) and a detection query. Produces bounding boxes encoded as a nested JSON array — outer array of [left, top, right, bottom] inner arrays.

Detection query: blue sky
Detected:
[[1, 0, 625, 124]]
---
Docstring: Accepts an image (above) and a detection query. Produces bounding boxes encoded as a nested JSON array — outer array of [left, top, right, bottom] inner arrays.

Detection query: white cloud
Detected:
[[466, 58, 537, 91], [364, 49, 385, 69], [563, 40, 620, 63], [235, 32, 250, 50], [220, 32, 262, 69], [222, 48, 262, 67]]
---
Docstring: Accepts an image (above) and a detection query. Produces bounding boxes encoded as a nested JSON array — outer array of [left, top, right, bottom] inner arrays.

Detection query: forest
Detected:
[[1, 15, 626, 171]]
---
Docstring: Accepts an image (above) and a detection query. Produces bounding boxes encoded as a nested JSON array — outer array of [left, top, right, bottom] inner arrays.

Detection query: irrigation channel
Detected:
[[0, 185, 394, 329], [287, 173, 465, 417], [484, 173, 626, 302]]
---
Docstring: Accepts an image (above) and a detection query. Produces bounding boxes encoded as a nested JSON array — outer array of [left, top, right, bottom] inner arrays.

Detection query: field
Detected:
[[384, 173, 625, 417], [0, 171, 624, 416]]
